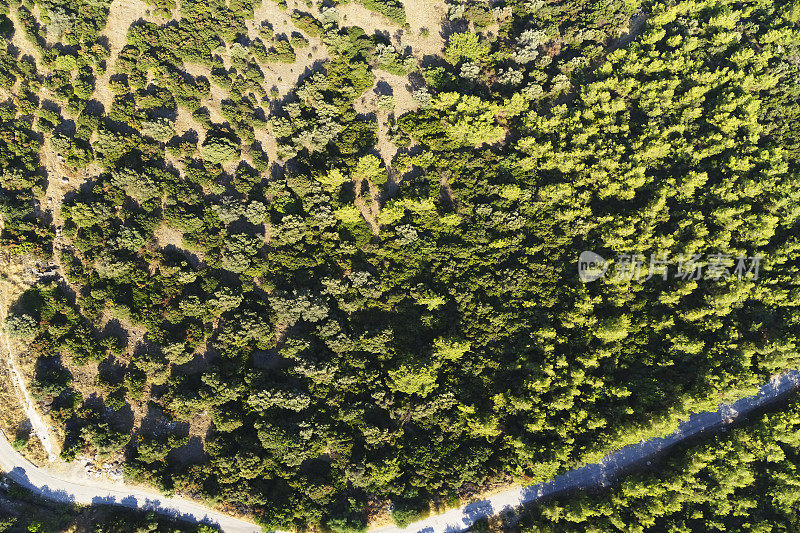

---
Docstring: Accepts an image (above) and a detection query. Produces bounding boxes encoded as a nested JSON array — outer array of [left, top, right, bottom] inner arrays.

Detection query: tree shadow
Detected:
[[440, 18, 469, 41], [85, 99, 106, 117], [100, 319, 130, 352], [168, 435, 205, 465], [375, 80, 393, 96]]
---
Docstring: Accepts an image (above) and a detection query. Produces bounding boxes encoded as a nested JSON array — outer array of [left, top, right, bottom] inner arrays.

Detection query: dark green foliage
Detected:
[[17, 284, 106, 368], [357, 0, 406, 25], [0, 50, 53, 256], [2, 0, 800, 531], [391, 496, 429, 528], [517, 391, 800, 532], [291, 11, 323, 37]]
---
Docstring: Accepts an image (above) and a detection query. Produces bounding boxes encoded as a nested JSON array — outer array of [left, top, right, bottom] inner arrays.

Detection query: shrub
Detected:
[[291, 11, 323, 37], [5, 312, 37, 338], [358, 0, 406, 25], [200, 133, 240, 164], [269, 39, 296, 63], [290, 33, 309, 49]]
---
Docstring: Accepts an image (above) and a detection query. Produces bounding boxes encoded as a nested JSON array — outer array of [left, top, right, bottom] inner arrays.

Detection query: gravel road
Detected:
[[2, 371, 799, 533], [1, 310, 58, 462], [373, 370, 800, 533], [0, 433, 263, 533]]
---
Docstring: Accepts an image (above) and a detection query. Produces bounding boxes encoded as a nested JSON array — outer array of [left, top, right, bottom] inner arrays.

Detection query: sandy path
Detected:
[[3, 370, 799, 532], [8, 9, 45, 72], [0, 431, 264, 533], [93, 0, 151, 110], [0, 307, 58, 462]]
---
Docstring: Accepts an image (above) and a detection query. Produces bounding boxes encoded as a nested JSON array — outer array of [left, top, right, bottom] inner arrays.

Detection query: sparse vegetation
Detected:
[[0, 474, 221, 531], [357, 0, 406, 25]]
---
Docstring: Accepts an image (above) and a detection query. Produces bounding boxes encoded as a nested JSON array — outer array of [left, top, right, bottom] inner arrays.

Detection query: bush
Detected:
[[5, 312, 37, 338], [200, 133, 240, 164], [290, 33, 309, 49], [358, 0, 406, 25], [391, 498, 429, 528], [291, 11, 323, 37]]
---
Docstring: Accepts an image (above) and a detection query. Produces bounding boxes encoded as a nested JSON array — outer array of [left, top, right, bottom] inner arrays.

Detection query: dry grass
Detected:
[[153, 224, 186, 250], [0, 255, 52, 465], [93, 0, 152, 110], [337, 0, 447, 59], [173, 106, 207, 144], [0, 363, 45, 463], [8, 9, 44, 72], [249, 0, 331, 91]]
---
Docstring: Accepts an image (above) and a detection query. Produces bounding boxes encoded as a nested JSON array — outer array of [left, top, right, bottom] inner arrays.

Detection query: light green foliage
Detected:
[[200, 134, 240, 164], [114, 226, 147, 251], [3, 0, 800, 531], [248, 389, 312, 411], [353, 154, 387, 185], [432, 92, 505, 146], [445, 32, 490, 64], [221, 233, 262, 273], [334, 205, 365, 226], [594, 315, 630, 343], [140, 117, 176, 142], [377, 94, 395, 111], [388, 359, 439, 397], [93, 128, 128, 164], [318, 168, 350, 191], [5, 312, 37, 338], [433, 337, 470, 361], [374, 43, 415, 75], [290, 33, 309, 49], [110, 167, 161, 203], [290, 11, 323, 37], [94, 252, 134, 279]]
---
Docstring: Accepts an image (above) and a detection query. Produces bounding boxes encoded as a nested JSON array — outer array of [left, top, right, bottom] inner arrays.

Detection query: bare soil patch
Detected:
[[249, 1, 331, 96], [94, 0, 152, 111], [337, 0, 447, 59]]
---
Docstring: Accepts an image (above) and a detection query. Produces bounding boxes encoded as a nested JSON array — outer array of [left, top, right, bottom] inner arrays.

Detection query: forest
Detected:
[[509, 390, 800, 532], [0, 0, 799, 530]]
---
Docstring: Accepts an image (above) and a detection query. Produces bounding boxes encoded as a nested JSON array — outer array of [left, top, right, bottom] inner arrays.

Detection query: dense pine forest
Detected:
[[512, 390, 800, 532], [1, 0, 799, 530]]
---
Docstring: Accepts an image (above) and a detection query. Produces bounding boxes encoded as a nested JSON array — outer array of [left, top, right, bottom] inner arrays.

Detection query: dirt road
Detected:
[[2, 371, 799, 533], [0, 432, 263, 533]]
